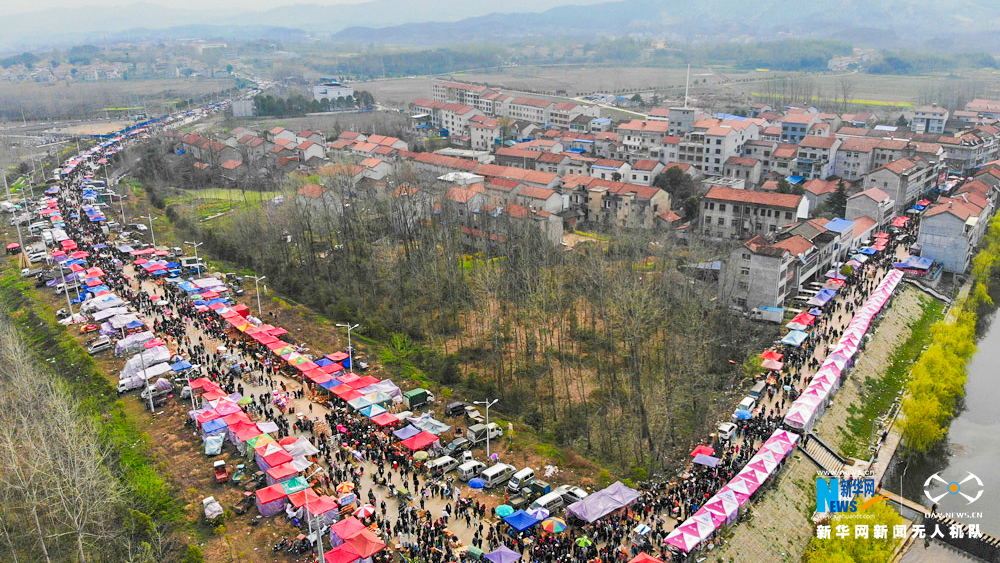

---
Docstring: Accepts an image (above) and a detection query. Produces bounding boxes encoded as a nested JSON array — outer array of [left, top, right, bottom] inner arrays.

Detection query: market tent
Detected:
[[255, 484, 289, 517], [371, 412, 399, 427], [400, 431, 438, 451], [484, 545, 522, 563], [504, 509, 540, 531], [565, 481, 639, 523], [789, 311, 815, 326], [628, 553, 663, 563], [781, 330, 808, 347], [408, 414, 451, 435], [330, 516, 367, 546], [761, 358, 783, 371], [760, 350, 783, 361], [324, 544, 361, 563], [344, 528, 386, 558], [392, 424, 421, 441], [690, 445, 714, 457]]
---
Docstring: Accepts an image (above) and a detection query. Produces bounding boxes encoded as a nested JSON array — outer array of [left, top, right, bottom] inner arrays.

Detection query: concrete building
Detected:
[[795, 136, 841, 179], [723, 157, 763, 187], [313, 81, 354, 102], [862, 157, 938, 214], [719, 234, 815, 310], [911, 104, 950, 134], [700, 186, 808, 239], [845, 187, 895, 229], [918, 196, 989, 273], [780, 113, 819, 143]]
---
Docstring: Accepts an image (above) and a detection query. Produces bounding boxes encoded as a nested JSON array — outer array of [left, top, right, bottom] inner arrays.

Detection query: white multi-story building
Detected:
[[313, 82, 354, 102], [911, 104, 950, 134]]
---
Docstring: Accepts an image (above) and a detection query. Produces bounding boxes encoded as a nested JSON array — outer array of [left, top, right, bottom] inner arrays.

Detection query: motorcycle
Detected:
[[272, 538, 291, 553]]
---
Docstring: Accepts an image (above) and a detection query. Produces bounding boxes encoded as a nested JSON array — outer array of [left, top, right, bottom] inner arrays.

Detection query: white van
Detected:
[[481, 463, 515, 488], [426, 456, 459, 477], [457, 460, 486, 481], [507, 467, 535, 492], [530, 491, 565, 513]]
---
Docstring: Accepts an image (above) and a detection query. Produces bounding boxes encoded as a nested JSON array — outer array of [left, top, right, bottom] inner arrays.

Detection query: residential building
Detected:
[[780, 113, 819, 143], [590, 159, 631, 181], [795, 136, 841, 179], [719, 234, 814, 310], [723, 157, 763, 187], [617, 119, 671, 159], [918, 197, 990, 273], [911, 104, 950, 134], [801, 178, 839, 213], [700, 186, 807, 239], [863, 157, 938, 214], [966, 99, 1000, 119], [627, 159, 664, 186], [846, 187, 895, 229], [433, 82, 489, 106]]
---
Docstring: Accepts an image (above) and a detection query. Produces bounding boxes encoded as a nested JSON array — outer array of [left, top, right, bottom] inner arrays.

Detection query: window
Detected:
[[719, 204, 726, 212], [785, 212, 792, 220], [740, 267, 750, 276], [741, 252, 751, 260], [738, 282, 749, 291], [717, 217, 725, 226]]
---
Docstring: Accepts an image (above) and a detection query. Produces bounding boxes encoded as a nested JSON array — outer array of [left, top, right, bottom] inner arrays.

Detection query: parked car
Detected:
[[554, 485, 589, 504], [445, 401, 469, 417], [447, 437, 471, 454], [717, 422, 737, 441], [87, 336, 112, 355]]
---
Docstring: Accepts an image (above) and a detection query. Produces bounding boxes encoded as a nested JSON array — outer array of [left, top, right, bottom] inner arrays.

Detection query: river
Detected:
[[888, 310, 1000, 562]]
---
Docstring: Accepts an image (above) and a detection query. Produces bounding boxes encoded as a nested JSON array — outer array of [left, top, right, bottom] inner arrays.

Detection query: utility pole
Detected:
[[184, 240, 203, 272], [474, 399, 499, 459], [246, 275, 266, 317], [139, 213, 158, 245], [336, 323, 359, 371], [684, 64, 690, 109]]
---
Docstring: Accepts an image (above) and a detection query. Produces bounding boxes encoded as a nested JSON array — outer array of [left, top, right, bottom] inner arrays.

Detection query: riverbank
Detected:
[[706, 287, 932, 563]]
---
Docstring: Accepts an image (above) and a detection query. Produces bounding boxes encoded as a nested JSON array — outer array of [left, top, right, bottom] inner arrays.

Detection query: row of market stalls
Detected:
[[663, 429, 800, 552], [783, 269, 906, 431]]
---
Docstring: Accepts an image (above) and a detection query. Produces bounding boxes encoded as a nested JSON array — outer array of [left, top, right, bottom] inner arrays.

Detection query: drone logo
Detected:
[[924, 472, 984, 505]]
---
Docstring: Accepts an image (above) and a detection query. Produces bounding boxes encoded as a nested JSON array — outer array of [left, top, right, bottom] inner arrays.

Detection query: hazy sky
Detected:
[[1, 0, 373, 16]]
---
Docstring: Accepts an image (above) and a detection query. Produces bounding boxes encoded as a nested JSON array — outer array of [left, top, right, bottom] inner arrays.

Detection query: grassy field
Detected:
[[233, 110, 411, 139], [165, 187, 278, 220]]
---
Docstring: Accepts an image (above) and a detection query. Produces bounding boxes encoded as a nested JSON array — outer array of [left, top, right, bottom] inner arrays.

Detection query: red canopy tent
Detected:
[[324, 544, 361, 563], [371, 413, 399, 427], [331, 517, 367, 541], [344, 528, 386, 558], [320, 362, 345, 374], [690, 445, 714, 457], [628, 553, 664, 563], [287, 487, 322, 509], [304, 369, 333, 384], [401, 431, 438, 451], [789, 311, 815, 326], [231, 303, 250, 317], [332, 386, 363, 402], [326, 351, 349, 363], [347, 375, 380, 389], [760, 350, 783, 361]]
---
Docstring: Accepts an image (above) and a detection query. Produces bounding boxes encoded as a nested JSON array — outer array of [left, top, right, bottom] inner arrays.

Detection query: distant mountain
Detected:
[[0, 0, 609, 52], [328, 0, 1000, 50]]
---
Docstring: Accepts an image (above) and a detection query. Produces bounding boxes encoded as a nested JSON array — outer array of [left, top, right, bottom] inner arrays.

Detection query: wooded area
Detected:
[[139, 143, 776, 473]]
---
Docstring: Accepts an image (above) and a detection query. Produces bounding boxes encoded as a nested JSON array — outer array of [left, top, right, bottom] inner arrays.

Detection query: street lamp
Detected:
[[303, 465, 325, 561], [184, 240, 204, 273], [139, 214, 158, 246], [336, 323, 359, 372], [246, 275, 266, 317], [108, 192, 127, 225], [474, 399, 499, 459]]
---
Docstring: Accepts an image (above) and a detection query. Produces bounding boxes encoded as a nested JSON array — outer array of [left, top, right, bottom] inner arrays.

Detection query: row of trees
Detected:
[[139, 146, 774, 472], [0, 303, 184, 562], [900, 213, 1000, 451], [251, 91, 375, 117]]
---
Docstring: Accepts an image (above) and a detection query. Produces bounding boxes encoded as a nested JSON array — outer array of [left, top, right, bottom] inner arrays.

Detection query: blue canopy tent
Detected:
[[170, 360, 193, 371], [503, 510, 540, 531], [202, 418, 228, 434], [319, 379, 342, 391], [806, 288, 837, 307], [893, 256, 933, 271], [781, 330, 809, 347], [315, 358, 334, 367], [859, 247, 878, 255]]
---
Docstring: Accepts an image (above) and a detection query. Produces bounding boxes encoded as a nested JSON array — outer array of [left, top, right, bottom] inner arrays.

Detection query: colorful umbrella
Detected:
[[541, 517, 567, 533], [354, 504, 376, 518], [468, 478, 485, 489], [336, 482, 355, 494], [527, 507, 550, 520], [495, 505, 514, 518]]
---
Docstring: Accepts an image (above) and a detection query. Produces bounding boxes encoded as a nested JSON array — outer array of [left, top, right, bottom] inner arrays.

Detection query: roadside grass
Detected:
[[838, 294, 944, 459]]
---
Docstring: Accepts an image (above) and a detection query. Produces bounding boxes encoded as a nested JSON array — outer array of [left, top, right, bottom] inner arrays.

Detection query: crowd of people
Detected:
[[38, 128, 923, 563]]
